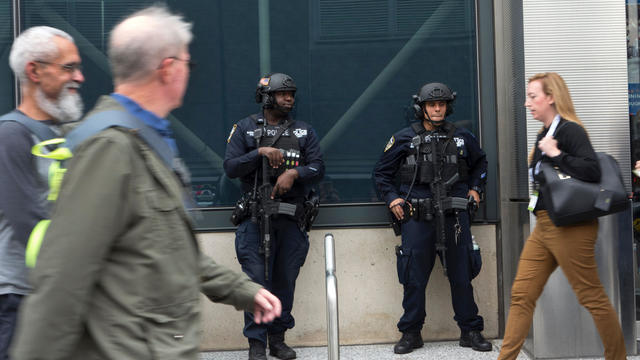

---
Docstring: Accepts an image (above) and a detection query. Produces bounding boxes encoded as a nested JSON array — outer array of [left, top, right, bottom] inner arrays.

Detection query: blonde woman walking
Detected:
[[498, 72, 626, 360]]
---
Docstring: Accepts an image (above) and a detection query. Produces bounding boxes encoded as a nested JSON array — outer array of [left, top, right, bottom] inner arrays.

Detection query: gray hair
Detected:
[[109, 5, 193, 84], [9, 26, 74, 84]]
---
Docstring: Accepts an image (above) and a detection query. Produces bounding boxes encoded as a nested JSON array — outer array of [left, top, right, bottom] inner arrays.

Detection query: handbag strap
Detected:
[[534, 117, 567, 176], [545, 116, 562, 138]]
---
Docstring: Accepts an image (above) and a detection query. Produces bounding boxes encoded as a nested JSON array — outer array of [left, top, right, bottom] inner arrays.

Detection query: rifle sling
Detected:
[[250, 114, 294, 147]]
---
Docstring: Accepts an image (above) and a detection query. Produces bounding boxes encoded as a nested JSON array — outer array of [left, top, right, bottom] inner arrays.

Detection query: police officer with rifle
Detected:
[[224, 73, 324, 360], [373, 82, 490, 354]]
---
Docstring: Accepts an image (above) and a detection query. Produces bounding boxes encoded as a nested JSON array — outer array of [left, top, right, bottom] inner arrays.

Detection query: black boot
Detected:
[[459, 330, 492, 352], [248, 339, 267, 360], [269, 332, 296, 359], [393, 331, 424, 354]]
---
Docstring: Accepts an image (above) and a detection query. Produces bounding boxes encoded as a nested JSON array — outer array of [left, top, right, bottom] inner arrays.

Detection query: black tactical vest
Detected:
[[254, 116, 302, 184], [399, 122, 468, 187]]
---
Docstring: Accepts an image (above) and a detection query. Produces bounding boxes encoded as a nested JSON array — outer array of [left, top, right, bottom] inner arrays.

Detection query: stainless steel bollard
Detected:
[[324, 233, 340, 360]]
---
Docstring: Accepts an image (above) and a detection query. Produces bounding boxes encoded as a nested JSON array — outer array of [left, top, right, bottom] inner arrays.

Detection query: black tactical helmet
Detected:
[[412, 82, 456, 118], [255, 73, 297, 108]]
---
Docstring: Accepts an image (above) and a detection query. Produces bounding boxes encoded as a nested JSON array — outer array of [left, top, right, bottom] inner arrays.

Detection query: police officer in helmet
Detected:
[[373, 82, 491, 354], [224, 73, 324, 360]]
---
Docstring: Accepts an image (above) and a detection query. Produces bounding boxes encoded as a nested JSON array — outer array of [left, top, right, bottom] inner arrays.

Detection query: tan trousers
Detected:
[[498, 211, 626, 360]]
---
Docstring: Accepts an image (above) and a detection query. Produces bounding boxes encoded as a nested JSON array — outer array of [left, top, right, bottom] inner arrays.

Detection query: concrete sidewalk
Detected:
[[201, 339, 640, 360]]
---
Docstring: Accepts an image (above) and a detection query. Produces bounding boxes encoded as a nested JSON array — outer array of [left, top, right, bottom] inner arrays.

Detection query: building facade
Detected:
[[0, 0, 636, 354]]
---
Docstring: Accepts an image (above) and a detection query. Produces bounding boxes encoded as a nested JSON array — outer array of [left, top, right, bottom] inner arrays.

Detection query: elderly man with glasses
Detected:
[[0, 26, 84, 360]]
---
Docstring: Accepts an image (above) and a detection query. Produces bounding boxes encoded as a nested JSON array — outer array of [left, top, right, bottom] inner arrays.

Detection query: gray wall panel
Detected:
[[523, 0, 630, 189], [522, 0, 635, 357]]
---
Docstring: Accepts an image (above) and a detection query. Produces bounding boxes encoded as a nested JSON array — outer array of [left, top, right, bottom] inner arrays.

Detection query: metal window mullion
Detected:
[[474, 0, 482, 143], [12, 0, 21, 108]]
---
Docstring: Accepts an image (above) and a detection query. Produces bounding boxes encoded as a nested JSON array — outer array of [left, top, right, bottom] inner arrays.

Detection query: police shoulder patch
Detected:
[[384, 136, 395, 152], [293, 128, 307, 138], [227, 124, 237, 143]]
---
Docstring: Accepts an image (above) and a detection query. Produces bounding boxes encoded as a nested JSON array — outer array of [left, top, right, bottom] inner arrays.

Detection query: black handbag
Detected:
[[539, 152, 629, 226]]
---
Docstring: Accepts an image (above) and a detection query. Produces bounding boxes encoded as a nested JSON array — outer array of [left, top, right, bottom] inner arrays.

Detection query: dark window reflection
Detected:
[[8, 0, 479, 208]]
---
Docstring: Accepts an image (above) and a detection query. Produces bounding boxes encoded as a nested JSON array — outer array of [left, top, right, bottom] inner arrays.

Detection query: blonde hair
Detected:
[[527, 72, 587, 164]]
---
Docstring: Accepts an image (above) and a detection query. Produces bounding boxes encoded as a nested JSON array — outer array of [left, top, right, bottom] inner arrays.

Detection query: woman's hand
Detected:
[[538, 136, 561, 157]]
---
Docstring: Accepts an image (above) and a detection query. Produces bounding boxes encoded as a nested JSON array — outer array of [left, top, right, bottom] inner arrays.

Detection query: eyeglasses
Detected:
[[168, 56, 197, 71], [35, 60, 83, 73]]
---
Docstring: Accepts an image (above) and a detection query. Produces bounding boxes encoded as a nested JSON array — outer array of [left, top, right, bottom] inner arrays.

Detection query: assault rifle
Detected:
[[429, 132, 460, 277], [255, 156, 297, 280]]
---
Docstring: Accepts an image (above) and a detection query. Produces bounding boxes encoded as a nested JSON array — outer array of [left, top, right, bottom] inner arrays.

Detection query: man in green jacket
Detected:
[[10, 6, 281, 360]]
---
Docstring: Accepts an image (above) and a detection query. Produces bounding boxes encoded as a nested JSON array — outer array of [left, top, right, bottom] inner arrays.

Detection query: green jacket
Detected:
[[11, 97, 261, 360]]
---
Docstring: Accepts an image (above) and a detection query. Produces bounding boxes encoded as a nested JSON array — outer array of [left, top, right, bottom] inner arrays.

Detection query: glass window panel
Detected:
[[16, 0, 480, 212], [0, 2, 14, 115], [174, 0, 480, 207]]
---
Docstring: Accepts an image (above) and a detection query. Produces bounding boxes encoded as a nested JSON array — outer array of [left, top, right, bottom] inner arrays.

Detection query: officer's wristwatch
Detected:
[[470, 186, 483, 196]]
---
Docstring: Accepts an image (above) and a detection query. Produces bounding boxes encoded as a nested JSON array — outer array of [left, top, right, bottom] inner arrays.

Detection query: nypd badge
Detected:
[[384, 136, 395, 152], [293, 128, 307, 138]]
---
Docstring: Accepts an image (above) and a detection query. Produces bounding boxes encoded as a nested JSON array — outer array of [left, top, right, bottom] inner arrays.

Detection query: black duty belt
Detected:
[[408, 196, 469, 222]]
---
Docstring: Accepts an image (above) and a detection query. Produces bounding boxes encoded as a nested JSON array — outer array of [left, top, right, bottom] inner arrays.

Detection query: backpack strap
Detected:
[[0, 110, 58, 142], [66, 110, 175, 170], [266, 119, 293, 147]]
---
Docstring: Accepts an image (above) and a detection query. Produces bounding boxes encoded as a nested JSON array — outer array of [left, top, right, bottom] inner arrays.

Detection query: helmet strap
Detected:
[[423, 107, 444, 129]]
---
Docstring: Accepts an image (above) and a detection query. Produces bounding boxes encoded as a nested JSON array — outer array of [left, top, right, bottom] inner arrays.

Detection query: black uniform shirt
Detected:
[[373, 121, 488, 205], [223, 113, 325, 200]]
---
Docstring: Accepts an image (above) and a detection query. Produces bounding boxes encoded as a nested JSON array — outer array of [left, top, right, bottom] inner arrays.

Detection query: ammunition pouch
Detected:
[[409, 198, 433, 222], [468, 196, 479, 222], [399, 163, 469, 186], [263, 199, 298, 217], [266, 148, 302, 180], [442, 197, 469, 212], [399, 163, 417, 184], [298, 190, 320, 232]]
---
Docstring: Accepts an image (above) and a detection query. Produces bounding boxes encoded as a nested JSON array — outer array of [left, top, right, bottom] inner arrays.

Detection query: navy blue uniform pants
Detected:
[[0, 293, 23, 360], [235, 217, 309, 344], [396, 211, 483, 333]]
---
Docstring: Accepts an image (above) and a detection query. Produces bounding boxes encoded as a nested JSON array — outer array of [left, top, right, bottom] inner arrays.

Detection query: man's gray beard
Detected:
[[35, 85, 84, 122]]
